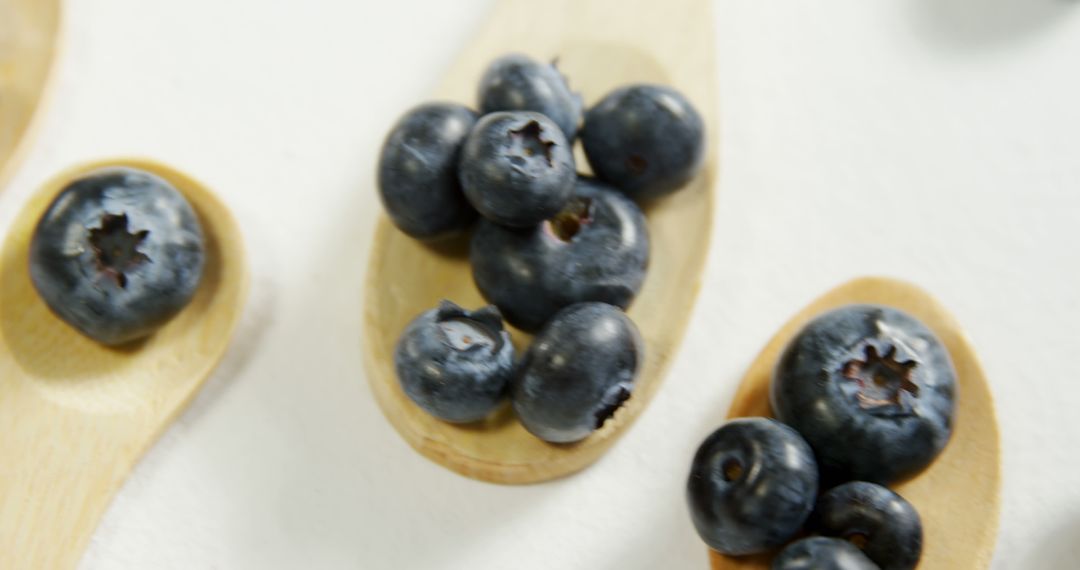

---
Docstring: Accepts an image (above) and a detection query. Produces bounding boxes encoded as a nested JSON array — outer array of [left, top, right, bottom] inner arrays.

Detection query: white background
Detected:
[[1, 0, 1079, 568]]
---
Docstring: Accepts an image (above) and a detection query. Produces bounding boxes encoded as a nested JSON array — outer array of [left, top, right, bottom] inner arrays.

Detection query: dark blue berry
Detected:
[[772, 537, 880, 570], [512, 302, 642, 443], [378, 103, 478, 240], [770, 304, 957, 485], [478, 53, 583, 141], [394, 301, 515, 423], [459, 111, 575, 228], [808, 482, 922, 570], [686, 417, 819, 555], [582, 84, 705, 200], [29, 167, 205, 346], [470, 177, 649, 331]]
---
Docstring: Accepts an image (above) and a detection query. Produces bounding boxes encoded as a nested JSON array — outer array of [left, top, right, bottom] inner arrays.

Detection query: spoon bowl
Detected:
[[0, 158, 248, 569], [362, 0, 717, 483], [0, 0, 62, 189], [709, 277, 1001, 569]]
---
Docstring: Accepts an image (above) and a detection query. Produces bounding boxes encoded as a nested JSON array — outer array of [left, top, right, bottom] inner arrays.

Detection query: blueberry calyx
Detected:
[[545, 197, 593, 242], [507, 120, 556, 167], [87, 212, 150, 289], [435, 300, 506, 352], [592, 383, 632, 429], [841, 342, 920, 416]]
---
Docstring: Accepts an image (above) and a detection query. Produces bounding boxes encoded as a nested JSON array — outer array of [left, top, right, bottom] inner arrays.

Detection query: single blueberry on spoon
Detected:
[[29, 167, 205, 346], [458, 111, 575, 228], [686, 417, 818, 556], [471, 176, 649, 331], [394, 301, 515, 423], [512, 302, 642, 443], [808, 482, 922, 570], [378, 102, 478, 240], [478, 53, 583, 141], [772, 537, 880, 570], [770, 304, 957, 485]]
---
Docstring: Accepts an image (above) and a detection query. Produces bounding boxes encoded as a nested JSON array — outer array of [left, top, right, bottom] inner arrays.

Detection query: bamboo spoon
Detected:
[[362, 0, 718, 484], [0, 0, 62, 190], [0, 158, 248, 570], [709, 277, 1001, 570]]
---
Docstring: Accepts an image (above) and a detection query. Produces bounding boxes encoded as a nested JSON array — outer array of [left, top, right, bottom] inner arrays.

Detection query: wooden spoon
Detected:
[[0, 158, 248, 570], [362, 0, 718, 484], [709, 277, 1001, 569], [0, 0, 63, 190]]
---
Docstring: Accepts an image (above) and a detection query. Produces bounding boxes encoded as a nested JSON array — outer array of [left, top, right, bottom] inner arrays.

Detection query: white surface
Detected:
[[1, 0, 1079, 568]]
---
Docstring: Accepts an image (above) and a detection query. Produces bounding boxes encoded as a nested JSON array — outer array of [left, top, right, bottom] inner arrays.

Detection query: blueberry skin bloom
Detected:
[[471, 177, 649, 331], [512, 302, 642, 443], [770, 304, 957, 485], [809, 482, 922, 570], [686, 417, 818, 556], [772, 537, 880, 570], [581, 84, 705, 200], [478, 53, 583, 141], [377, 103, 478, 240], [29, 167, 205, 346], [394, 301, 515, 423], [459, 111, 575, 228]]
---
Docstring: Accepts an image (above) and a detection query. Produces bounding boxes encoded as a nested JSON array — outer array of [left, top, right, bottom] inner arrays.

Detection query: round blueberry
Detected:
[[458, 111, 575, 228], [581, 84, 705, 200], [470, 177, 649, 332], [770, 304, 957, 485], [478, 53, 583, 141], [686, 417, 819, 556], [377, 102, 478, 240], [808, 482, 922, 570], [394, 301, 515, 423], [512, 302, 642, 443], [772, 537, 880, 570], [29, 167, 205, 346]]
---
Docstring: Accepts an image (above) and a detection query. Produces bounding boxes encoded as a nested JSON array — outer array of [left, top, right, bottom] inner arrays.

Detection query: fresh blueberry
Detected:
[[581, 84, 705, 200], [770, 304, 957, 485], [470, 176, 649, 331], [478, 53, 583, 141], [512, 302, 642, 443], [378, 102, 478, 240], [686, 417, 819, 556], [772, 537, 880, 570], [808, 482, 922, 570], [459, 111, 575, 228], [394, 300, 515, 423], [29, 167, 205, 346]]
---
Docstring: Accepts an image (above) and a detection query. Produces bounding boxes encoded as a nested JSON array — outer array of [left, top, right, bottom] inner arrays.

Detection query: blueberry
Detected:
[[470, 177, 649, 331], [394, 301, 515, 423], [29, 167, 205, 346], [770, 304, 957, 485], [478, 53, 583, 141], [512, 302, 642, 443], [686, 417, 819, 556], [808, 482, 922, 570], [459, 111, 575, 228], [772, 537, 880, 570], [582, 84, 705, 200], [377, 103, 478, 240]]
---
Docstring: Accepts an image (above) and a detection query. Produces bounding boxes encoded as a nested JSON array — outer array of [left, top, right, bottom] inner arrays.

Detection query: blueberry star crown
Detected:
[[508, 120, 556, 166], [88, 213, 150, 289], [841, 343, 919, 412]]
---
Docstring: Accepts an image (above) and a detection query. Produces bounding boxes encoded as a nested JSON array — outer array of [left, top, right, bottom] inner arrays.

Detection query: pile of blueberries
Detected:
[[378, 53, 705, 443], [687, 305, 958, 569]]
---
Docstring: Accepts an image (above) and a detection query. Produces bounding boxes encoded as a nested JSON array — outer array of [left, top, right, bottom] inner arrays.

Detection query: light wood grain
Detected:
[[362, 0, 718, 483], [0, 158, 249, 570], [0, 0, 62, 190], [709, 277, 1001, 569]]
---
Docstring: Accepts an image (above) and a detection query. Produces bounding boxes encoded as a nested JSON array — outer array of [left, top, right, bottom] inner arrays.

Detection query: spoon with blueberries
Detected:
[[363, 0, 717, 484], [0, 159, 247, 568], [690, 277, 1000, 570]]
